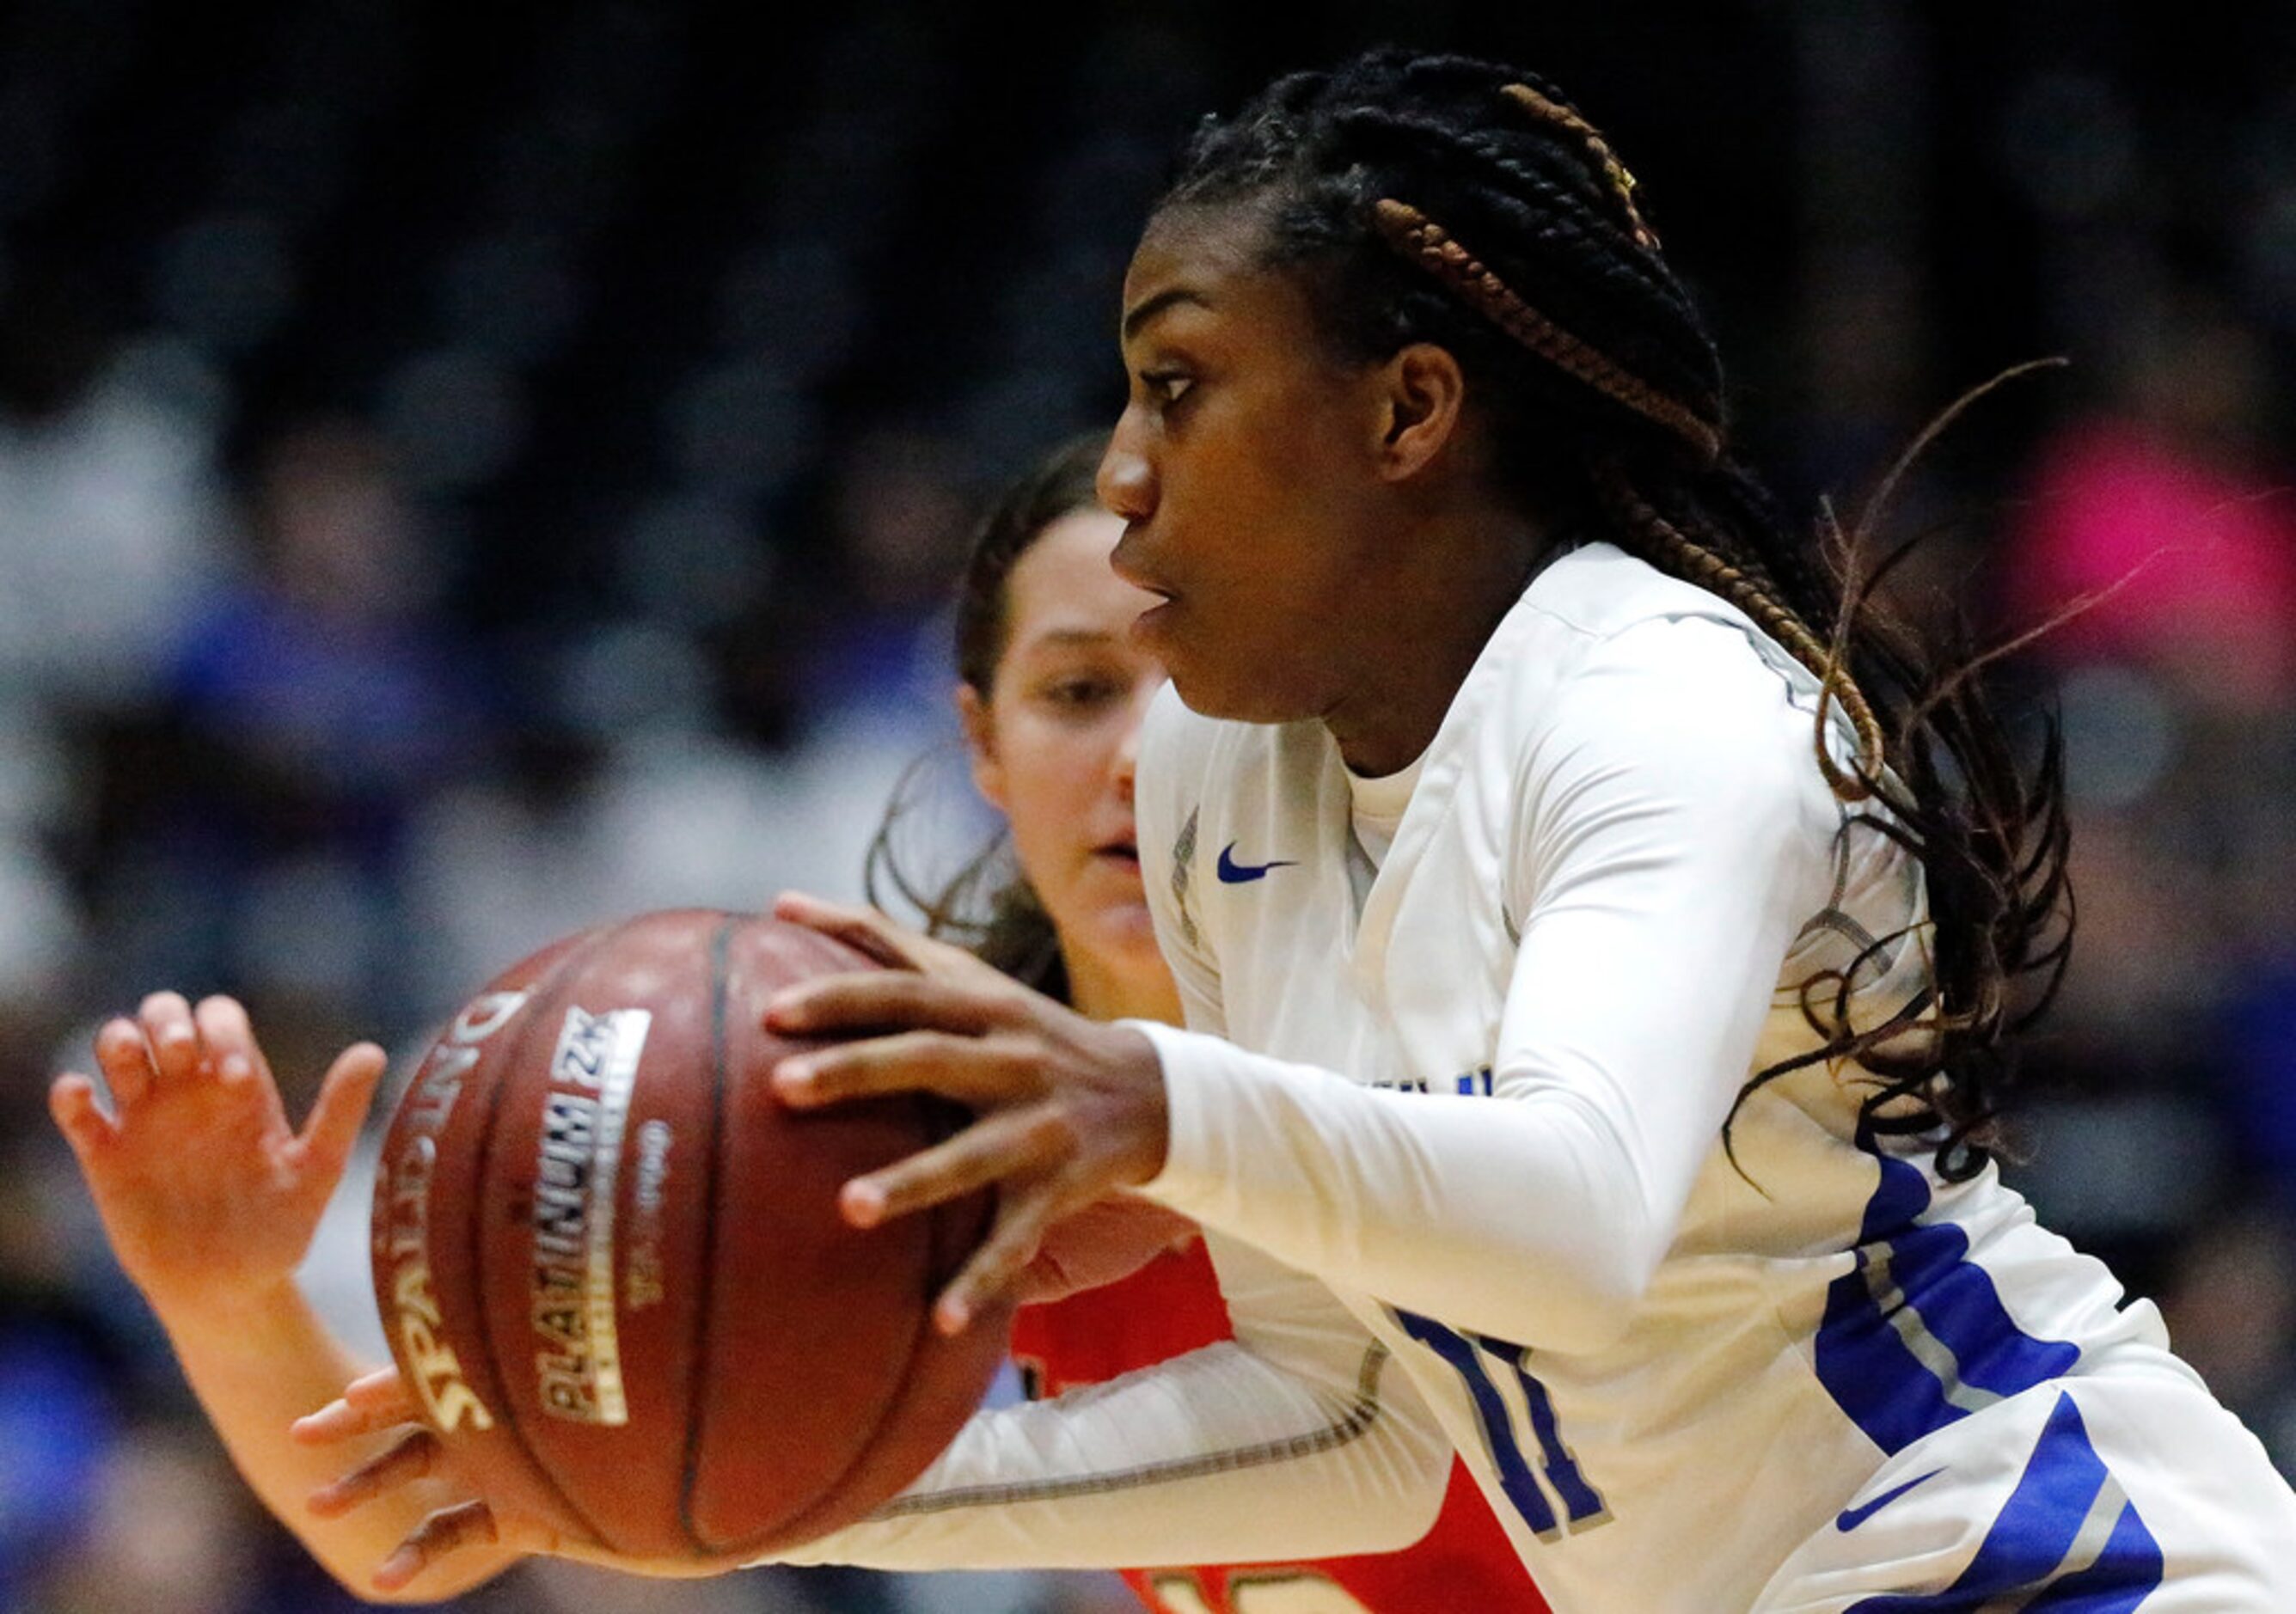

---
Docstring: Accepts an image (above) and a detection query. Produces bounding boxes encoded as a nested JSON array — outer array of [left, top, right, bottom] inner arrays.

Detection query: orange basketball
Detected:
[[368, 909, 1007, 1562]]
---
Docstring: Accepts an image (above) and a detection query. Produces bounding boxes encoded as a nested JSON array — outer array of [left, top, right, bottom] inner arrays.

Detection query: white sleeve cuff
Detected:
[[1117, 1018, 1240, 1222]]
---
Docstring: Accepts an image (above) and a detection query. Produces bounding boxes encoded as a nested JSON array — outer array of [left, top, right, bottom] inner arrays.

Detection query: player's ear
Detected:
[[956, 683, 1007, 810], [1375, 341, 1466, 482]]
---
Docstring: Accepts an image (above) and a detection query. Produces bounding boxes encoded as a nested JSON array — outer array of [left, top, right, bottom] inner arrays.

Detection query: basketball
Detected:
[[367, 909, 1007, 1562]]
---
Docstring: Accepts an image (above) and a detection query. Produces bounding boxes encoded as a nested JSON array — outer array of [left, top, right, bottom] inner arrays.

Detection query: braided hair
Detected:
[[1157, 47, 2072, 1177]]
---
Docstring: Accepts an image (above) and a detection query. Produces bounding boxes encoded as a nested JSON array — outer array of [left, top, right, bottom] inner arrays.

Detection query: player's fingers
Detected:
[[775, 1029, 1038, 1110], [189, 996, 291, 1138], [297, 1042, 389, 1178], [371, 1498, 504, 1593], [91, 1016, 159, 1110], [47, 1073, 119, 1159], [138, 990, 205, 1085], [766, 969, 1026, 1042], [935, 1194, 1060, 1336], [307, 1426, 440, 1519], [193, 994, 279, 1091], [838, 1106, 1065, 1230], [771, 891, 926, 973], [775, 891, 1006, 987], [293, 1366, 420, 1445]]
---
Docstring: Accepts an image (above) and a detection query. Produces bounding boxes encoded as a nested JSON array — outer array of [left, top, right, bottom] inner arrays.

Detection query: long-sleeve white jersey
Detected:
[[784, 542, 2295, 1609]]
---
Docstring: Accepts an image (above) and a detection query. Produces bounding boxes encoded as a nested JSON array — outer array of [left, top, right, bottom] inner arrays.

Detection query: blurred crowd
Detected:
[[1, 3, 2292, 1611]]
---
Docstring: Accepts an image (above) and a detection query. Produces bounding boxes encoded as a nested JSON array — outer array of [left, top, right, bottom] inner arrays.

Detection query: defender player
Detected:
[[46, 435, 1543, 1610], [160, 46, 2296, 1610]]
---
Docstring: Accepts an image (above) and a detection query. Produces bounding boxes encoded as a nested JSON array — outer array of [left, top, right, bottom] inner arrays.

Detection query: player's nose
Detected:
[[1097, 417, 1155, 524]]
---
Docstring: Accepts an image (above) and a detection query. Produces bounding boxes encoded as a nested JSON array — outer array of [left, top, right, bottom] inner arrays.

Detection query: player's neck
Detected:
[[1321, 506, 1551, 777]]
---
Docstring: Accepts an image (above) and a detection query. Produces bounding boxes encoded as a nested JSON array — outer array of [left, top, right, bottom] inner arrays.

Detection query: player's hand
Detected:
[[298, 1369, 726, 1589], [296, 1368, 546, 1592], [771, 890, 1015, 993], [49, 993, 386, 1324], [772, 891, 1192, 1308], [762, 939, 1170, 1335]]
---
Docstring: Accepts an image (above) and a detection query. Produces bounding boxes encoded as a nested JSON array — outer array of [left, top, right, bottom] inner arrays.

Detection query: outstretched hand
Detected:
[[49, 993, 385, 1323], [294, 1368, 541, 1591], [768, 892, 1174, 1335]]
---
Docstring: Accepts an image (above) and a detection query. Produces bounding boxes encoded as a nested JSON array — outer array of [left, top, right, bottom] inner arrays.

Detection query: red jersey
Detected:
[[1010, 1241, 1549, 1614]]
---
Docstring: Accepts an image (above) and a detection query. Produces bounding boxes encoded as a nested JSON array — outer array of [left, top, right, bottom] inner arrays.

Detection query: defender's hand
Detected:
[[50, 993, 384, 1322]]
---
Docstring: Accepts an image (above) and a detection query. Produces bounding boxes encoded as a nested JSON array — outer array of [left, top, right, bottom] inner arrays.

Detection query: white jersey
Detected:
[[781, 544, 2296, 1609]]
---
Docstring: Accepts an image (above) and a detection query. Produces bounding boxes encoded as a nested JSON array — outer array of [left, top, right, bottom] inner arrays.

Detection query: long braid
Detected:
[[1370, 200, 1724, 463], [1499, 81, 1657, 250], [1338, 107, 1685, 315], [1368, 186, 1883, 783], [1590, 459, 1888, 797], [1343, 66, 1885, 788], [1156, 46, 2074, 1177]]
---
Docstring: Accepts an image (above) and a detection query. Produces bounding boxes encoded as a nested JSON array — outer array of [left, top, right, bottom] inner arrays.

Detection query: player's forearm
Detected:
[[1135, 1030, 1674, 1352], [769, 1336, 1448, 1572], [156, 1280, 518, 1603]]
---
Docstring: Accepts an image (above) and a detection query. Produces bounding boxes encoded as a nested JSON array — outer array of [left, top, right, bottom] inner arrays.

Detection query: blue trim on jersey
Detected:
[[1816, 1144, 2079, 1455], [1844, 1393, 2162, 1611]]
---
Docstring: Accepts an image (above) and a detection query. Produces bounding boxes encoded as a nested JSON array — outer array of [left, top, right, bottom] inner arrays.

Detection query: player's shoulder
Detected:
[[1520, 543, 1770, 667], [1507, 542, 1828, 729]]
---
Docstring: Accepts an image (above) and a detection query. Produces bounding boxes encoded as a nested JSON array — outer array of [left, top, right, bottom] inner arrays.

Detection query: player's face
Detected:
[[1099, 204, 1401, 724], [962, 509, 1170, 984]]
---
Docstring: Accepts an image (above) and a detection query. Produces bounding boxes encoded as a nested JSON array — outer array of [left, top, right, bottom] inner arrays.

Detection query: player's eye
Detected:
[[1044, 675, 1122, 710], [1139, 369, 1193, 407]]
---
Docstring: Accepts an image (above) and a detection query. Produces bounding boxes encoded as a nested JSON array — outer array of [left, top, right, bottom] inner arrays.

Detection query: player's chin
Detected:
[[1166, 660, 1313, 724], [1078, 891, 1160, 954]]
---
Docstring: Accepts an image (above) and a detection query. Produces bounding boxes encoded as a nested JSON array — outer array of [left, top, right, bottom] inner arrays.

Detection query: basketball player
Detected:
[[738, 46, 2296, 1608], [133, 45, 2296, 1610]]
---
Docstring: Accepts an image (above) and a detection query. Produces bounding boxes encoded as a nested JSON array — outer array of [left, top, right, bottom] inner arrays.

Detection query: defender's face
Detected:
[[963, 510, 1168, 973], [1098, 204, 1395, 724]]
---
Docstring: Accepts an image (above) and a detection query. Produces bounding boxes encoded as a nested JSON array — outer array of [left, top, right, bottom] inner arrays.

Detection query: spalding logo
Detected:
[[377, 991, 527, 1433]]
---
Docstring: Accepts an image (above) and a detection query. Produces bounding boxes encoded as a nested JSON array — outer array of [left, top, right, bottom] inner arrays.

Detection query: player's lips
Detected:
[[1128, 596, 1178, 654], [1109, 538, 1170, 601]]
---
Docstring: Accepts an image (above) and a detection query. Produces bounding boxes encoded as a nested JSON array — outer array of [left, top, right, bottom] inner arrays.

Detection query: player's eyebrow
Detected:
[[1122, 286, 1209, 342], [1018, 627, 1122, 651]]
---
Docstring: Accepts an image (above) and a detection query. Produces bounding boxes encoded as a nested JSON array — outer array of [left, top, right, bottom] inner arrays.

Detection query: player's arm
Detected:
[[48, 996, 517, 1605], [1130, 618, 1844, 1348], [304, 1229, 1450, 1582], [769, 1231, 1448, 1570], [764, 622, 1842, 1349]]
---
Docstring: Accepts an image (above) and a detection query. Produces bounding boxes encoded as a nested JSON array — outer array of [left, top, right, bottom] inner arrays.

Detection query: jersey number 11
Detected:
[[1393, 1310, 1610, 1540]]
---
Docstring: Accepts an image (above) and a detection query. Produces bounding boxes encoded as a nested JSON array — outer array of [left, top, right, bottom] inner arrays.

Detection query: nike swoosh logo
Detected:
[[1835, 1467, 1945, 1532], [1215, 842, 1297, 883]]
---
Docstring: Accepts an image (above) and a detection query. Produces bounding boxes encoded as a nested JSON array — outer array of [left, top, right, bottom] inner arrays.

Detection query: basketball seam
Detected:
[[709, 1242, 970, 1557], [861, 1341, 1395, 1517], [676, 913, 740, 1555], [465, 922, 623, 1552]]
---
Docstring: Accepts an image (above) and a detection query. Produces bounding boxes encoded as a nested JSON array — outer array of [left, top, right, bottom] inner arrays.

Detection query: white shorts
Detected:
[[1753, 1354, 2296, 1611]]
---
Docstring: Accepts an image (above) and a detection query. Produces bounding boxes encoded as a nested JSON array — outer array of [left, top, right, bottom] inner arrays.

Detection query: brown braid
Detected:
[[1591, 460, 1888, 798], [1371, 199, 1721, 464], [1499, 82, 1657, 251]]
